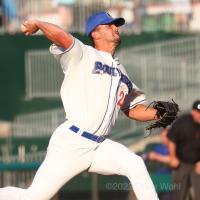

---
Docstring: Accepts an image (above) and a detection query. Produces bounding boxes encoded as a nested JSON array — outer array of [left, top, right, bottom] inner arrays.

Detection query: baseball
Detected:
[[20, 23, 27, 32]]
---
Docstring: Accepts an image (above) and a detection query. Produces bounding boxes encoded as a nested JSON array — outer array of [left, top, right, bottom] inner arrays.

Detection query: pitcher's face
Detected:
[[95, 23, 121, 46]]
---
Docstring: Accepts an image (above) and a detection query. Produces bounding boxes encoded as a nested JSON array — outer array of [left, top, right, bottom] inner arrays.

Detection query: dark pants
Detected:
[[172, 162, 200, 200]]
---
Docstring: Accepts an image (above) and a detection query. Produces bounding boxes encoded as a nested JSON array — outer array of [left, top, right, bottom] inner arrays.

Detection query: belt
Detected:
[[69, 125, 105, 143]]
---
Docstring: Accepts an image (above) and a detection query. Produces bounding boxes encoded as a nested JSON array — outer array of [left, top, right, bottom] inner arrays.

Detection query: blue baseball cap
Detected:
[[85, 11, 125, 36]]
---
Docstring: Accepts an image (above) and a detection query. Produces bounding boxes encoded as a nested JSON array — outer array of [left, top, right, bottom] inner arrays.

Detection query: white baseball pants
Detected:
[[0, 121, 159, 200]]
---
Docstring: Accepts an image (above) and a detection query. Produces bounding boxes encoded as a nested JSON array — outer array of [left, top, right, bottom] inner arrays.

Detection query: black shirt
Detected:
[[168, 114, 200, 164]]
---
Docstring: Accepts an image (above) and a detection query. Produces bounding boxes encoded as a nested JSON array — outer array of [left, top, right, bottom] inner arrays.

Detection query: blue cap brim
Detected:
[[87, 17, 125, 36], [102, 17, 125, 27]]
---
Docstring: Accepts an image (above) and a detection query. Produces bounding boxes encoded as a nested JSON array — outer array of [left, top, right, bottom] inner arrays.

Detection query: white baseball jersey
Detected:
[[49, 36, 146, 136]]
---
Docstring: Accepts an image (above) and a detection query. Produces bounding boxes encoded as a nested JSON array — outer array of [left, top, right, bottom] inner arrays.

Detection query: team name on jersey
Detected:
[[93, 61, 133, 93], [93, 61, 117, 76], [120, 71, 133, 93]]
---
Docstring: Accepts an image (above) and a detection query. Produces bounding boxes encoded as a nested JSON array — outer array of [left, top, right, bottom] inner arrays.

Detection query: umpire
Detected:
[[167, 100, 200, 200]]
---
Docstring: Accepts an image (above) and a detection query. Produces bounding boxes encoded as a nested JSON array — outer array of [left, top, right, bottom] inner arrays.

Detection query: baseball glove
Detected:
[[146, 99, 179, 130]]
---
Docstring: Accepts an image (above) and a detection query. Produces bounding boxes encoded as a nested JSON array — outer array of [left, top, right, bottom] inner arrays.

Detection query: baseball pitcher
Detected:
[[0, 11, 178, 200]]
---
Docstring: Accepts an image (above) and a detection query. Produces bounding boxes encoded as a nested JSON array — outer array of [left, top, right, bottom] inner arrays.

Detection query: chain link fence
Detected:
[[119, 36, 200, 110]]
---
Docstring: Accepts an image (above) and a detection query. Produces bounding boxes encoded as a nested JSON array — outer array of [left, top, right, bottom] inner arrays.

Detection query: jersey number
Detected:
[[117, 91, 125, 107]]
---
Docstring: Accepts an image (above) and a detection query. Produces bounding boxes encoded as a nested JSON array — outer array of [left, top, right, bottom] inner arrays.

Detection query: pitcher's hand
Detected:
[[21, 20, 39, 36]]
